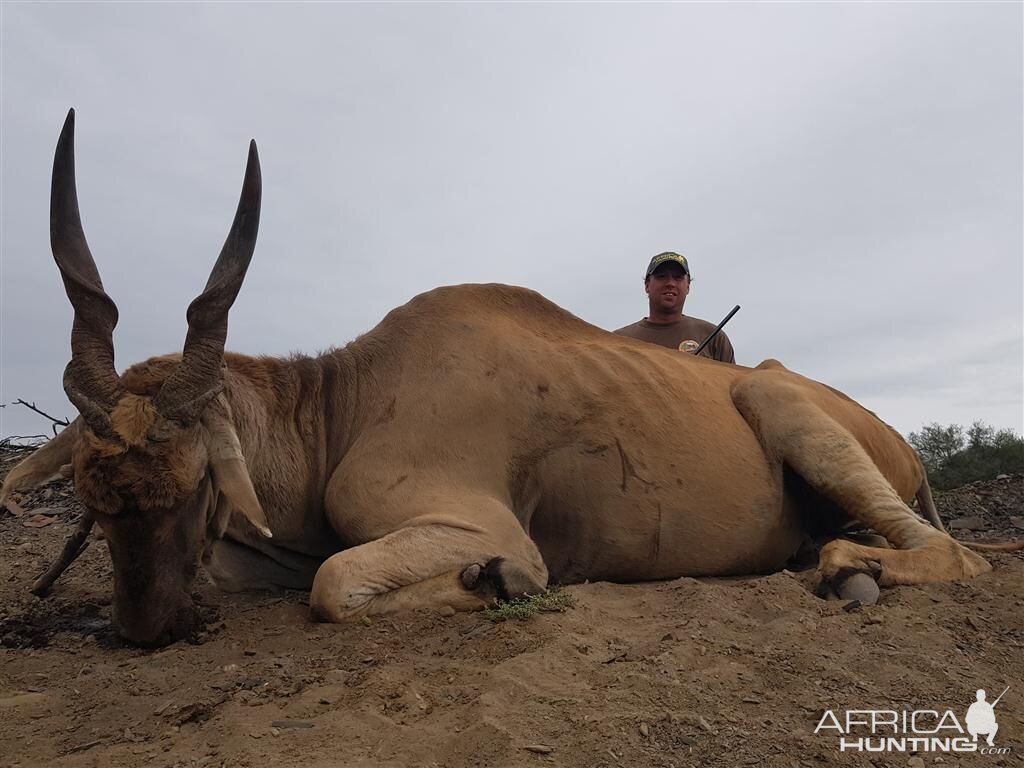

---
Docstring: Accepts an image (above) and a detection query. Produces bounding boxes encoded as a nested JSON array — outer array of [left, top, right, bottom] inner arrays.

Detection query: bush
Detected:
[[907, 421, 1024, 490]]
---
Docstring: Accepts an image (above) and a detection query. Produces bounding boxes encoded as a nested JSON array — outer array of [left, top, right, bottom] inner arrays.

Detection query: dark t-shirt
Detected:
[[614, 317, 736, 363]]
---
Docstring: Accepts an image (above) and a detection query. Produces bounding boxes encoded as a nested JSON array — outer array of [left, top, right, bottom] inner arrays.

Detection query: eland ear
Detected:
[[203, 403, 272, 539], [0, 420, 80, 507]]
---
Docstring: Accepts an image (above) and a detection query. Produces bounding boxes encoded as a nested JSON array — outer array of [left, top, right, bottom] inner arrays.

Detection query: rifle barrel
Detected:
[[693, 304, 740, 357]]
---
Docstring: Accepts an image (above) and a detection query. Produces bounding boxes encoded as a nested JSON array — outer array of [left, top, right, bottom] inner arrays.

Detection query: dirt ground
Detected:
[[1, 445, 1021, 768]]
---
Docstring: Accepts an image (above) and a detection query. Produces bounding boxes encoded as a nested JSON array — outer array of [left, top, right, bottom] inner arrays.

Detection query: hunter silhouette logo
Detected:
[[814, 686, 1012, 755], [966, 687, 1007, 747]]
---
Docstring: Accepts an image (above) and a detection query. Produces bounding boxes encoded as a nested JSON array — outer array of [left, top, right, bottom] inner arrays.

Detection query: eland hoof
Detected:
[[835, 571, 880, 605], [460, 563, 483, 590]]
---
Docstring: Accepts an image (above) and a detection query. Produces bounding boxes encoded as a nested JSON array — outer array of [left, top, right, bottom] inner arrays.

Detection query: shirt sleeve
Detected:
[[714, 332, 736, 364]]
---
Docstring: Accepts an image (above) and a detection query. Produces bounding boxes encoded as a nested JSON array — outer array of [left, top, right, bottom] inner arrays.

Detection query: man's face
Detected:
[[645, 262, 690, 315]]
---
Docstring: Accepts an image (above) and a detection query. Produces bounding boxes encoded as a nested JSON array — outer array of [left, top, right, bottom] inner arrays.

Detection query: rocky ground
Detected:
[[0, 445, 1021, 768]]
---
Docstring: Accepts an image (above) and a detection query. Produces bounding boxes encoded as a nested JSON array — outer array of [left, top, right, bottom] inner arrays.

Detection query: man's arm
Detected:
[[710, 332, 735, 364]]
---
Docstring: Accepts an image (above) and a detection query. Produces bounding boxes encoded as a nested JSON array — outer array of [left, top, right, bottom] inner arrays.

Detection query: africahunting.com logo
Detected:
[[814, 687, 1012, 755]]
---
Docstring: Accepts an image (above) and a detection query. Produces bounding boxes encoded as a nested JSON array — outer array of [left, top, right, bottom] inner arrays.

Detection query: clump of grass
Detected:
[[481, 586, 576, 622]]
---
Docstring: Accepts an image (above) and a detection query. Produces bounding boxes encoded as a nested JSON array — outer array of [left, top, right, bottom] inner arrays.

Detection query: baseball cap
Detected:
[[645, 251, 690, 279]]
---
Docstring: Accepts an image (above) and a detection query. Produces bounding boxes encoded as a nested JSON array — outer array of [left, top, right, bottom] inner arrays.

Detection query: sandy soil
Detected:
[[1, 447, 1021, 768]]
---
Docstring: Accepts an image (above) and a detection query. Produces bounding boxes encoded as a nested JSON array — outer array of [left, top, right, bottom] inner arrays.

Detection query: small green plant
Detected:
[[481, 586, 576, 622]]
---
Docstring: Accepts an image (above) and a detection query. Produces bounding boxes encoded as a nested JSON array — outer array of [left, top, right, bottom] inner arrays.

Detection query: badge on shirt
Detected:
[[678, 340, 699, 353]]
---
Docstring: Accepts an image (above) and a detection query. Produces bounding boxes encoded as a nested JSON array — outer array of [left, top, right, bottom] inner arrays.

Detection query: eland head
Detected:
[[49, 110, 271, 645]]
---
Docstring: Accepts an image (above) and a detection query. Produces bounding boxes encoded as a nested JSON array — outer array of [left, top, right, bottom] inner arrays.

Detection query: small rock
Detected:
[[270, 727, 281, 737], [639, 722, 650, 737], [270, 720, 315, 730], [908, 757, 925, 768], [0, 692, 48, 711], [153, 701, 173, 716], [438, 606, 456, 617], [1009, 517, 1024, 531], [996, 473, 1010, 480], [949, 516, 986, 531], [22, 514, 57, 528], [3, 499, 26, 517], [523, 744, 553, 754]]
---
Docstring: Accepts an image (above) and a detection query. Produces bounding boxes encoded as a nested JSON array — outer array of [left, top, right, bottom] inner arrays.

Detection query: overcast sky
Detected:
[[1, 2, 1021, 442]]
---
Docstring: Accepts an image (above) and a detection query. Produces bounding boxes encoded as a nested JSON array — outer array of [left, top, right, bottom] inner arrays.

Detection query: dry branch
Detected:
[[31, 512, 95, 597], [12, 399, 70, 436], [0, 435, 48, 448]]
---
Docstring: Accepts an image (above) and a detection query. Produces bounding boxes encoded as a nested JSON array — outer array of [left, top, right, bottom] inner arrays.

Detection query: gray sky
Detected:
[[1, 2, 1021, 441]]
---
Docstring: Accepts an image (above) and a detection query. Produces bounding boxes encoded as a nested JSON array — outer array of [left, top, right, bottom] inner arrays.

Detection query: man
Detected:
[[614, 251, 736, 363], [966, 689, 999, 747]]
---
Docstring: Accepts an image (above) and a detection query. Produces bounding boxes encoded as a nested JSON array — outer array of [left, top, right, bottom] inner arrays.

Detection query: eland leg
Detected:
[[311, 494, 548, 622], [732, 372, 991, 596]]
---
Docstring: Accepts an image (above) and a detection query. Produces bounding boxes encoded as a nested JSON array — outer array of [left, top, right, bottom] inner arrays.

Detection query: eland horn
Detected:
[[154, 140, 261, 424], [51, 108, 124, 437]]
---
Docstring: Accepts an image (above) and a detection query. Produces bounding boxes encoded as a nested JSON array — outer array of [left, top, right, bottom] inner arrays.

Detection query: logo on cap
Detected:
[[646, 251, 690, 279]]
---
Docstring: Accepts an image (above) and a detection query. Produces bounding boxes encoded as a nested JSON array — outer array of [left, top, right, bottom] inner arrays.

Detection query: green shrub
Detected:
[[481, 586, 576, 622], [908, 421, 1023, 490]]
